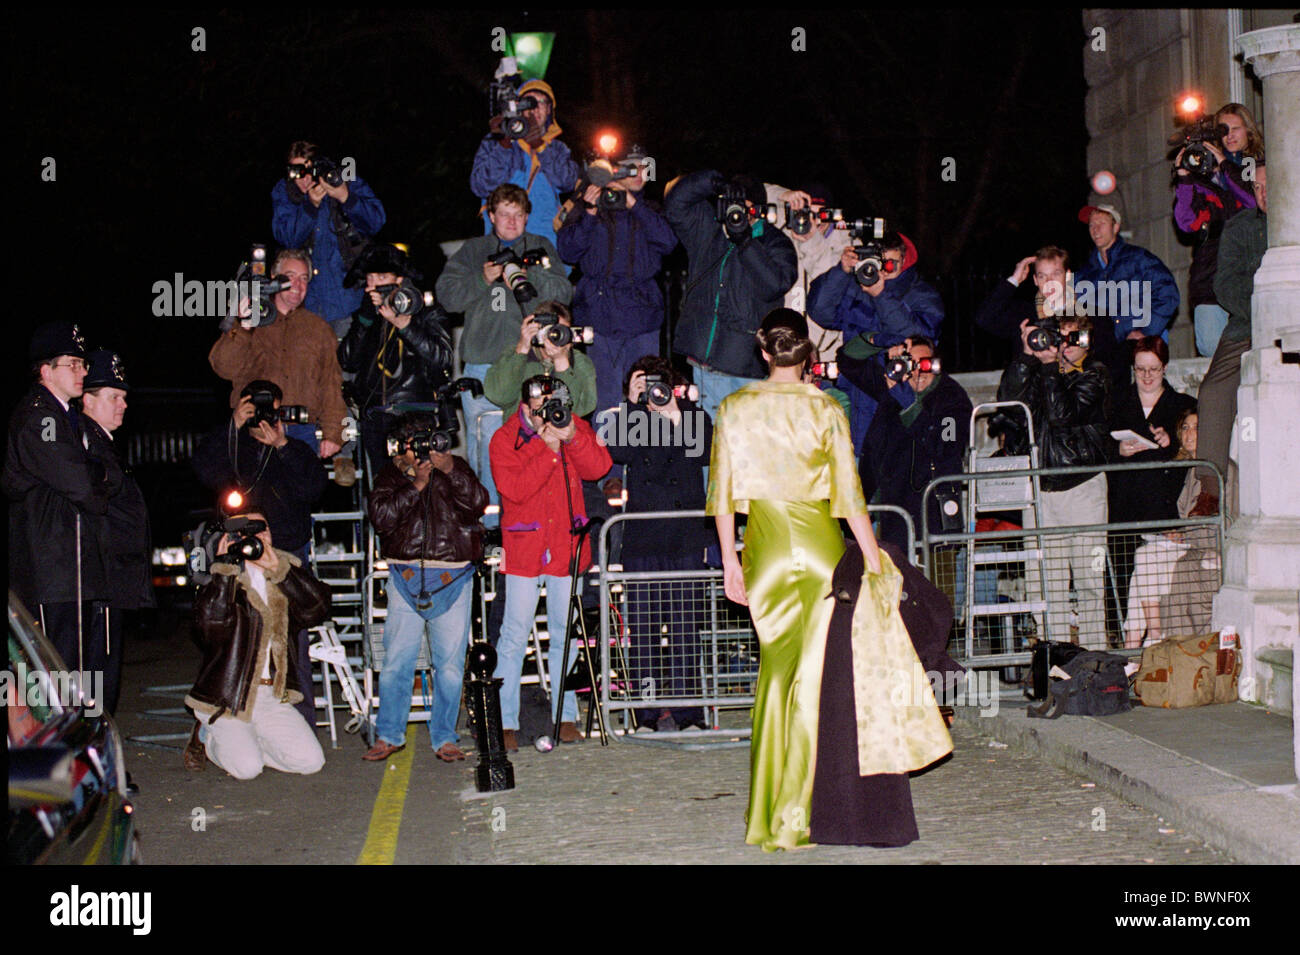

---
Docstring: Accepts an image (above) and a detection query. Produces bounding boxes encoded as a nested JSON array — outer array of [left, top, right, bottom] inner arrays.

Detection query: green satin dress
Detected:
[[706, 381, 868, 851]]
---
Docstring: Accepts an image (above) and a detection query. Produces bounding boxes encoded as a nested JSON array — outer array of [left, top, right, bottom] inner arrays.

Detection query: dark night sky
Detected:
[[9, 7, 1088, 415]]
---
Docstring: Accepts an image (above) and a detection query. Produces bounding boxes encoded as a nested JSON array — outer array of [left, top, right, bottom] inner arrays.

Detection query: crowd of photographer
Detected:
[[6, 62, 1266, 782]]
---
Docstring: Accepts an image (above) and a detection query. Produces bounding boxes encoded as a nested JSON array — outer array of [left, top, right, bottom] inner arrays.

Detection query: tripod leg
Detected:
[[573, 592, 609, 745]]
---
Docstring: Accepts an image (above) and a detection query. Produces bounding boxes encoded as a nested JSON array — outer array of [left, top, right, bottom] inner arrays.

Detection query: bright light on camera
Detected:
[[223, 489, 244, 511], [1179, 94, 1203, 116], [596, 131, 620, 155]]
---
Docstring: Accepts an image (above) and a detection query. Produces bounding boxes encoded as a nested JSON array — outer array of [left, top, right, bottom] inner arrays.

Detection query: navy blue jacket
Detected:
[[555, 199, 678, 336], [1073, 236, 1179, 341], [271, 176, 387, 328], [666, 170, 798, 378]]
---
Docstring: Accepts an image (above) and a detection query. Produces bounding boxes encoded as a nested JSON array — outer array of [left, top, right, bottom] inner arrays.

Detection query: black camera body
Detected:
[[582, 159, 639, 211], [840, 217, 891, 286], [310, 156, 345, 188], [639, 374, 699, 407], [185, 516, 268, 584], [884, 352, 941, 382], [490, 76, 539, 140], [384, 378, 483, 461], [246, 387, 309, 426], [715, 185, 777, 240], [1027, 323, 1090, 352], [784, 203, 843, 236], [231, 243, 292, 327], [487, 248, 550, 309], [525, 378, 574, 429], [531, 312, 594, 348], [1175, 118, 1230, 177], [373, 281, 434, 317]]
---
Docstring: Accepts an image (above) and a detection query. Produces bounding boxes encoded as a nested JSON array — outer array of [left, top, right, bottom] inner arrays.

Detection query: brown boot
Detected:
[[183, 721, 207, 771], [1188, 491, 1219, 517], [501, 729, 519, 753], [558, 721, 583, 744]]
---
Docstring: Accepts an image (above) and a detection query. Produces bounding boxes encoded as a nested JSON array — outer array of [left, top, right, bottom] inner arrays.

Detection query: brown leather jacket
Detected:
[[368, 457, 488, 563], [186, 551, 332, 722]]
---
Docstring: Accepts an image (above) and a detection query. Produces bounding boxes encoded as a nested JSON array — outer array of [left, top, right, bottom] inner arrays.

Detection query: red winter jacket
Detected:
[[490, 404, 612, 577]]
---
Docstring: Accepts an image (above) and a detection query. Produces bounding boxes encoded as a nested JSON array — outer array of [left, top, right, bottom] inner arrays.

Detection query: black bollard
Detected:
[[465, 640, 514, 792]]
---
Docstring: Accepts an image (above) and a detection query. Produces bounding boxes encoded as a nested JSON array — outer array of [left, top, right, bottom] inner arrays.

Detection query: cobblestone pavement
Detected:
[[447, 723, 1235, 864]]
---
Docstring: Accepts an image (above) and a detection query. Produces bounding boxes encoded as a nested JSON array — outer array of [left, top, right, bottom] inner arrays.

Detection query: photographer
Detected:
[[363, 414, 488, 762], [603, 356, 713, 732], [272, 140, 387, 338], [209, 247, 349, 464], [338, 243, 454, 478], [483, 301, 597, 417], [1171, 104, 1263, 357], [665, 169, 798, 420], [471, 75, 579, 252], [997, 313, 1112, 648], [1075, 201, 1180, 391], [556, 151, 678, 417], [837, 335, 972, 552], [436, 183, 572, 521], [191, 379, 327, 725], [489, 374, 612, 749], [182, 513, 332, 779], [806, 230, 943, 456], [79, 350, 154, 720], [764, 184, 852, 359]]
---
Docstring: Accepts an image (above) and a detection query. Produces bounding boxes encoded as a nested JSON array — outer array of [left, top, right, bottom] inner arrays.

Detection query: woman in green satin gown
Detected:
[[707, 310, 884, 851]]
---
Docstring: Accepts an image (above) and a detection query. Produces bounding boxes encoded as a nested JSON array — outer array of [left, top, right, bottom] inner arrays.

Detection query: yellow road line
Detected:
[[356, 744, 414, 865]]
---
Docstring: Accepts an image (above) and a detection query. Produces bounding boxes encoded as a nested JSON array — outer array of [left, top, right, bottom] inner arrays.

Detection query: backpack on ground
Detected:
[[1133, 631, 1240, 708], [1027, 650, 1133, 719]]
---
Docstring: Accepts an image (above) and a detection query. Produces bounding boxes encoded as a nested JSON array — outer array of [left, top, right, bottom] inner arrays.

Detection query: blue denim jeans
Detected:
[[690, 362, 757, 424], [284, 422, 320, 457], [375, 575, 474, 750], [1194, 303, 1229, 358], [461, 362, 503, 528], [494, 573, 578, 727]]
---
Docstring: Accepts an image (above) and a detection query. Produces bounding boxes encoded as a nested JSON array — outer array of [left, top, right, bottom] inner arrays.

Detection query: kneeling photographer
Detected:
[[338, 243, 454, 478], [191, 379, 327, 724], [483, 300, 597, 419], [183, 513, 333, 779], [363, 414, 489, 762]]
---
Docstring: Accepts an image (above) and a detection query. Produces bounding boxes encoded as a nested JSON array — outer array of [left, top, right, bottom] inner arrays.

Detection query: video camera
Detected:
[[640, 374, 698, 407], [487, 247, 551, 308], [580, 157, 641, 211], [784, 201, 843, 236], [531, 311, 594, 348], [884, 352, 941, 382], [371, 280, 434, 317], [244, 384, 310, 426], [185, 515, 267, 585], [384, 378, 484, 460], [489, 60, 539, 140], [839, 217, 892, 286], [715, 184, 778, 241], [1027, 321, 1090, 352], [1172, 117, 1229, 177], [524, 377, 574, 429], [232, 243, 293, 327]]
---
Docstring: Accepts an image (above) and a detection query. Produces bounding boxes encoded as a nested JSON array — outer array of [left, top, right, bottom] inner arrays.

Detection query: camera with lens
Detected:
[[525, 377, 574, 429], [1172, 117, 1229, 178], [383, 378, 482, 460], [489, 73, 539, 140], [715, 185, 778, 240], [640, 374, 699, 407], [185, 515, 268, 584], [784, 201, 843, 236], [231, 243, 293, 328], [1026, 321, 1090, 352], [488, 248, 550, 308], [884, 352, 941, 382], [840, 217, 892, 286], [807, 360, 839, 381], [531, 311, 594, 348], [372, 280, 434, 317], [246, 385, 310, 426], [582, 158, 639, 211], [310, 156, 345, 189]]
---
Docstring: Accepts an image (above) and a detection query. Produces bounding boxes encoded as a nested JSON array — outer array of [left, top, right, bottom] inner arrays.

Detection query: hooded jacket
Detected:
[[470, 79, 580, 252], [806, 235, 944, 455], [666, 170, 798, 379]]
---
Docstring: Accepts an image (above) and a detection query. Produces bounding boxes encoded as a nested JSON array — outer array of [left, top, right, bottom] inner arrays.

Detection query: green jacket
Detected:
[[1213, 208, 1267, 343], [434, 232, 573, 365], [483, 348, 598, 417]]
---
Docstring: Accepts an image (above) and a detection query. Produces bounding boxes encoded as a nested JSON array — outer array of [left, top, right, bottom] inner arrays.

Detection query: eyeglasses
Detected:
[[1134, 366, 1163, 376], [52, 359, 88, 372]]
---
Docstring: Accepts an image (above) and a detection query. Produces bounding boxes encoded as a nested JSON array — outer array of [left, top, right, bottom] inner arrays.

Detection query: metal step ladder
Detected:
[[960, 400, 1053, 665]]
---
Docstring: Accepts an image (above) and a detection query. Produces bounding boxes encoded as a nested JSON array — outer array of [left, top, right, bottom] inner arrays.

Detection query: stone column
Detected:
[[1215, 25, 1300, 780]]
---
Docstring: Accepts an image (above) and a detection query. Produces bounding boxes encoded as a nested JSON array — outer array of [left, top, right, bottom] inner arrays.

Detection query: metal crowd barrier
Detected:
[[596, 506, 914, 740], [920, 459, 1225, 667]]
